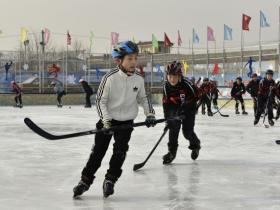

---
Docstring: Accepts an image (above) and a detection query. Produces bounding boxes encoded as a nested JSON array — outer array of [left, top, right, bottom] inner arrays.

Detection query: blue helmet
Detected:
[[111, 41, 139, 59]]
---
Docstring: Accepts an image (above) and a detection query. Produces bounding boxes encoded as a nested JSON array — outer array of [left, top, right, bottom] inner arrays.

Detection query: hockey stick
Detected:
[[24, 116, 181, 141], [205, 93, 229, 117], [133, 126, 169, 171]]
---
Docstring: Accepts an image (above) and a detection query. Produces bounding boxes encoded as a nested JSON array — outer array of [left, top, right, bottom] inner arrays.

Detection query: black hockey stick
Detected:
[[205, 93, 229, 117], [133, 126, 169, 171], [24, 116, 181, 141]]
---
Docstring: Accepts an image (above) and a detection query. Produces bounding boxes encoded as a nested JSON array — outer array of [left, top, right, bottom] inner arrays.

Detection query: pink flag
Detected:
[[44, 28, 50, 45], [207, 26, 215, 41], [111, 32, 119, 46], [177, 30, 182, 46]]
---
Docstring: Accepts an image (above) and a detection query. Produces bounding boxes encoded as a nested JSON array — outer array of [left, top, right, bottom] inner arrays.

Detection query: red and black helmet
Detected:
[[166, 61, 182, 75]]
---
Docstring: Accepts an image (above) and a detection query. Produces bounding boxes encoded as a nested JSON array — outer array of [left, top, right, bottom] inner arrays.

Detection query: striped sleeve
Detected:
[[95, 69, 118, 121]]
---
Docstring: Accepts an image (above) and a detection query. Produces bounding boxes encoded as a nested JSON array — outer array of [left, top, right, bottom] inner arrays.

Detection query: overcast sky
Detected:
[[1, 0, 280, 53]]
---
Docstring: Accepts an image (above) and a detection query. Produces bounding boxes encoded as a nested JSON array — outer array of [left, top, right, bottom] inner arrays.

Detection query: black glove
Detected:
[[145, 115, 156, 128]]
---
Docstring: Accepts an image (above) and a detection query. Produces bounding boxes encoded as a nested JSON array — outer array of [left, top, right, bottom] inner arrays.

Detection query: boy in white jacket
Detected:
[[73, 41, 156, 198]]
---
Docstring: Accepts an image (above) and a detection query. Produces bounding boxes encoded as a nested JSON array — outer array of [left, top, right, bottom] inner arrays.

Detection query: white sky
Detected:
[[1, 0, 280, 53]]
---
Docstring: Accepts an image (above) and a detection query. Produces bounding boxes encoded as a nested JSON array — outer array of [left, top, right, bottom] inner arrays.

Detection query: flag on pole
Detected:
[[20, 27, 28, 43], [192, 29, 199, 44], [177, 30, 182, 46], [242, 14, 252, 31], [224, 24, 233, 40], [260, 11, 270, 27], [207, 26, 215, 41], [132, 36, 137, 43], [44, 28, 50, 45], [111, 32, 119, 46], [182, 60, 189, 75], [152, 34, 159, 48], [67, 31, 71, 45], [164, 32, 172, 47], [89, 31, 94, 47]]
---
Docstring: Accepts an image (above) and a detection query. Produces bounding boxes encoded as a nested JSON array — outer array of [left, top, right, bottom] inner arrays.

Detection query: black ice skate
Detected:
[[73, 180, 89, 198], [103, 179, 115, 198], [162, 151, 177, 165]]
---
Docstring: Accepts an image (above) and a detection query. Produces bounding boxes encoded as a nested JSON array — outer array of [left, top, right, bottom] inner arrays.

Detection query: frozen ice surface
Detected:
[[0, 106, 280, 210]]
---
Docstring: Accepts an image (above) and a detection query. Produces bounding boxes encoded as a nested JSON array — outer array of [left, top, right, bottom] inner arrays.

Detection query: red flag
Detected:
[[67, 31, 71, 45], [242, 14, 251, 31], [164, 32, 172, 47], [212, 63, 219, 75], [177, 30, 182, 46]]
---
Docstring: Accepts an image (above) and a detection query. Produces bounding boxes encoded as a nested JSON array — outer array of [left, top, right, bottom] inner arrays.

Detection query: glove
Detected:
[[103, 120, 114, 135], [145, 115, 156, 128], [102, 119, 111, 129]]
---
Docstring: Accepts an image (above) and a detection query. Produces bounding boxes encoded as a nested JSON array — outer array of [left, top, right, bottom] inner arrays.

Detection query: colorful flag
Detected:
[[182, 60, 189, 75], [224, 24, 233, 41], [132, 36, 137, 43], [67, 31, 71, 45], [260, 11, 270, 27], [89, 31, 94, 47], [242, 14, 251, 31], [152, 34, 158, 48], [192, 29, 199, 44], [207, 26, 215, 41], [44, 28, 50, 45], [164, 32, 172, 47], [177, 30, 182, 46], [111, 32, 119, 46], [20, 27, 28, 43]]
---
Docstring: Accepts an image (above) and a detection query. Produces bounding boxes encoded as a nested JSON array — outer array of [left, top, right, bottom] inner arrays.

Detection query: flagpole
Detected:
[[278, 6, 280, 78], [223, 39, 225, 86], [66, 42, 68, 93], [191, 39, 194, 77], [259, 12, 262, 75], [207, 35, 209, 78], [241, 29, 244, 77]]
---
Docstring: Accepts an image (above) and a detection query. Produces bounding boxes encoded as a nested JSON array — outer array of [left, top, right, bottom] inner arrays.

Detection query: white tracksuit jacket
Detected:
[[96, 67, 155, 122]]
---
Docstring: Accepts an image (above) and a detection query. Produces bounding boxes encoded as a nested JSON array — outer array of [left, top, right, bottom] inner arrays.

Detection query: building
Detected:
[[137, 41, 173, 54]]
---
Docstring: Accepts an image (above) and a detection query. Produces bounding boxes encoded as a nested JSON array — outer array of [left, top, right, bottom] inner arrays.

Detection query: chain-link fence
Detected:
[[1, 44, 280, 94]]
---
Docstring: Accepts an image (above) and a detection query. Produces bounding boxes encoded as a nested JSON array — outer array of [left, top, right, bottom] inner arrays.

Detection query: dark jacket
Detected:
[[231, 82, 245, 97], [81, 81, 93, 95], [163, 77, 199, 118]]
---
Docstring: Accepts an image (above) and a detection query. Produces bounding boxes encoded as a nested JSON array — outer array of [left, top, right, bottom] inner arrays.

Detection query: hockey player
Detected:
[[254, 70, 276, 126], [79, 79, 94, 108], [50, 81, 66, 107], [11, 81, 23, 108], [73, 41, 156, 198], [162, 61, 201, 164], [246, 73, 259, 116], [210, 77, 219, 110], [199, 78, 213, 116], [231, 77, 248, 115]]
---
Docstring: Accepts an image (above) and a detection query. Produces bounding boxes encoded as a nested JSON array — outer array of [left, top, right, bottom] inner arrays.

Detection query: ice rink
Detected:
[[0, 105, 280, 210]]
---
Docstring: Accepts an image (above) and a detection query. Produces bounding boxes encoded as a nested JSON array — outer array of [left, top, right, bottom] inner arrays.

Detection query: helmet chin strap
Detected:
[[119, 64, 135, 76]]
